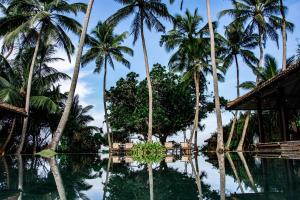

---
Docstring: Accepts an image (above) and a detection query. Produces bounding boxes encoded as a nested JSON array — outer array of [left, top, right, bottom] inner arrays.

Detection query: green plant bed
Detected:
[[131, 142, 166, 164]]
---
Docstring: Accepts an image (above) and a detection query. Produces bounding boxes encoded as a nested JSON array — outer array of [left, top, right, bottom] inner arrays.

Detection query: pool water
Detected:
[[0, 152, 299, 199]]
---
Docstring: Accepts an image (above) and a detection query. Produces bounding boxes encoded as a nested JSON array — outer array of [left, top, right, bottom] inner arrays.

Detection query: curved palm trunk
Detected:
[[236, 112, 250, 151], [148, 164, 154, 200], [237, 152, 258, 192], [103, 57, 112, 148], [49, 0, 94, 151], [17, 155, 23, 200], [226, 55, 240, 150], [140, 21, 153, 142], [17, 32, 42, 154], [226, 153, 244, 193], [49, 157, 67, 200], [280, 0, 287, 70], [1, 118, 16, 153], [206, 0, 224, 152], [190, 72, 200, 147], [217, 152, 226, 200]]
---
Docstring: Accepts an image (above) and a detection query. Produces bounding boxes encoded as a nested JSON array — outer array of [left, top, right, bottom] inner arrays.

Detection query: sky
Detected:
[[52, 0, 300, 146]]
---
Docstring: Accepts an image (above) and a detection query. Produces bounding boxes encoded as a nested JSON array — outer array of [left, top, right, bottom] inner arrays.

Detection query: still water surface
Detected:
[[0, 153, 299, 199]]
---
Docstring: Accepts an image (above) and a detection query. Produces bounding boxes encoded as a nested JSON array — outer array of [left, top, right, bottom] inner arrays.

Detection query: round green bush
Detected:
[[131, 142, 166, 164]]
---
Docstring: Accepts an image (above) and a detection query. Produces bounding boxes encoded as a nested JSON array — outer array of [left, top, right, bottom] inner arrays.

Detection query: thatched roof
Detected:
[[227, 62, 300, 110], [0, 102, 27, 116]]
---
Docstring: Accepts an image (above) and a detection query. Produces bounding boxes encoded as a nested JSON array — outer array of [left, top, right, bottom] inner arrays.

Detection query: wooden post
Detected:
[[278, 88, 288, 141], [280, 104, 288, 141], [257, 98, 265, 143]]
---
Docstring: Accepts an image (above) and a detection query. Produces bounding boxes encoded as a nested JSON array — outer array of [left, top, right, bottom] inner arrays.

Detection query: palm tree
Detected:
[[219, 0, 280, 81], [240, 54, 280, 90], [0, 0, 87, 153], [206, 0, 224, 152], [222, 22, 259, 149], [82, 21, 133, 148], [109, 0, 171, 142], [49, 0, 94, 151], [278, 0, 294, 70], [160, 9, 214, 147], [0, 43, 69, 153]]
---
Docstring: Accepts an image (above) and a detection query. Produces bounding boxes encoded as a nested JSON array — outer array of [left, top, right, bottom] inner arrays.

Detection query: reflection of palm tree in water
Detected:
[[103, 157, 111, 200], [226, 153, 244, 193], [148, 164, 154, 200], [237, 152, 258, 193], [190, 156, 203, 200], [17, 155, 23, 200], [48, 157, 67, 200], [217, 153, 226, 200], [1, 157, 10, 189]]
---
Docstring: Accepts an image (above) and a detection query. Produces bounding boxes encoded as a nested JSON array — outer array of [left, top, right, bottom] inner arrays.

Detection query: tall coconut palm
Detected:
[[160, 9, 214, 147], [222, 22, 259, 149], [219, 0, 280, 82], [81, 21, 133, 148], [0, 0, 87, 153], [277, 0, 294, 70], [109, 0, 171, 142], [49, 0, 94, 151], [206, 0, 224, 152]]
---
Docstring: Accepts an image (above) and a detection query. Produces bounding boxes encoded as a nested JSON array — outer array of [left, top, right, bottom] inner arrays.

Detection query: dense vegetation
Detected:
[[107, 64, 212, 144]]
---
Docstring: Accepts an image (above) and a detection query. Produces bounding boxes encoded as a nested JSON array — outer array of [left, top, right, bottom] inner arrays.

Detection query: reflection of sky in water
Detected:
[[2, 153, 299, 199], [81, 154, 256, 199]]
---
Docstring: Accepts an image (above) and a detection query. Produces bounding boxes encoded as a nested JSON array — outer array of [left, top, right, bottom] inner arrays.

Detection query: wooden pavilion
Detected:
[[226, 62, 300, 151]]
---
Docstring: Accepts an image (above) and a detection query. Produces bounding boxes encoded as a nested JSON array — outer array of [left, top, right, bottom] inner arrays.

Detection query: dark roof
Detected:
[[227, 62, 300, 110], [0, 102, 27, 116]]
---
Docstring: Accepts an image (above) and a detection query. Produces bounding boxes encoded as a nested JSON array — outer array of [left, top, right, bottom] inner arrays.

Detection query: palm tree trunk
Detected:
[[235, 54, 240, 98], [103, 57, 112, 148], [190, 72, 200, 146], [148, 164, 154, 200], [206, 0, 224, 152], [17, 32, 42, 154], [226, 153, 244, 193], [280, 0, 287, 70], [49, 0, 94, 151], [140, 20, 153, 142], [258, 30, 264, 83], [226, 55, 240, 149], [49, 157, 67, 200], [1, 118, 16, 153], [237, 112, 250, 151]]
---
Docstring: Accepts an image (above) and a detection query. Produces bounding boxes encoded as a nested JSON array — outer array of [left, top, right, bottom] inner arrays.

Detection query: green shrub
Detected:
[[131, 142, 166, 164]]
